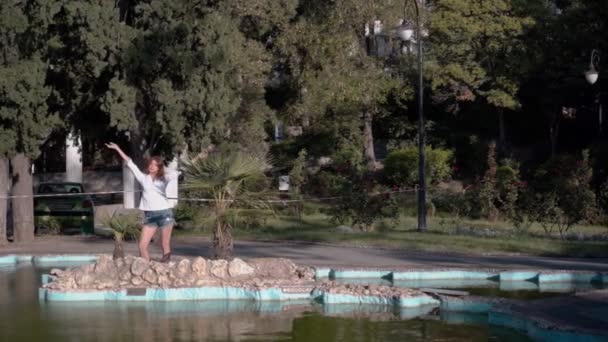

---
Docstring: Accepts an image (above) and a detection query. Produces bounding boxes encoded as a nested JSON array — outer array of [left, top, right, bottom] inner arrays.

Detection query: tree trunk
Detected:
[[213, 222, 233, 260], [0, 157, 9, 245], [498, 108, 507, 154], [549, 110, 561, 159], [113, 236, 125, 260], [363, 111, 377, 171], [11, 154, 35, 243]]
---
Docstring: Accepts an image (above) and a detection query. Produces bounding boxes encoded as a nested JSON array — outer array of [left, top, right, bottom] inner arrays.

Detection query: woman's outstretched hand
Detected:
[[105, 142, 120, 151], [106, 142, 129, 161]]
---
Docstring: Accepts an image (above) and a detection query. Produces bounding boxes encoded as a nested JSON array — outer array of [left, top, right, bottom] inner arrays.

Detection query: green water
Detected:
[[0, 266, 533, 342]]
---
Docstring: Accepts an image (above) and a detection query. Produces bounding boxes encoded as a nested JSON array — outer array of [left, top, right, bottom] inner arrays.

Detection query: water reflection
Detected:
[[0, 266, 533, 342]]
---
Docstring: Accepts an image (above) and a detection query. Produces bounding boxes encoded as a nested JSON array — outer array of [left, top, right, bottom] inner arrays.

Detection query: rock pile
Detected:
[[45, 255, 315, 291]]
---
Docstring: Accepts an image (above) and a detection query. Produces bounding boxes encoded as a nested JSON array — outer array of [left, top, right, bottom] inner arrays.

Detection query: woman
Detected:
[[106, 142, 177, 262]]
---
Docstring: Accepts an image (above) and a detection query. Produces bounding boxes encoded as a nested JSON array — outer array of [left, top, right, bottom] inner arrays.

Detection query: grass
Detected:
[[174, 209, 608, 258]]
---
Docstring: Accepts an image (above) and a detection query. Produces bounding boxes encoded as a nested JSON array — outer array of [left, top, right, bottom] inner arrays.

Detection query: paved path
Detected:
[[2, 236, 608, 271]]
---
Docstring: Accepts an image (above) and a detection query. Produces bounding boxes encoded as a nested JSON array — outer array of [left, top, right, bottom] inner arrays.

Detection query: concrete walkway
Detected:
[[2, 235, 607, 271]]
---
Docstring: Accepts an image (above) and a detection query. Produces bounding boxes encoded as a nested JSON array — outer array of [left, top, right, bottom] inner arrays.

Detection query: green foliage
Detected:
[[102, 211, 140, 241], [328, 169, 399, 232], [0, 0, 60, 158], [383, 146, 453, 187], [526, 150, 597, 238], [289, 149, 307, 194], [181, 150, 273, 257], [428, 0, 534, 111]]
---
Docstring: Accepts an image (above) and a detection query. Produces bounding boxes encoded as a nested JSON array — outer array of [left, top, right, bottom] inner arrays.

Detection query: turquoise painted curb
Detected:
[[314, 267, 331, 279], [320, 291, 438, 308], [41, 274, 52, 285], [0, 255, 17, 265], [489, 311, 608, 342], [499, 271, 539, 282], [393, 278, 496, 289], [322, 292, 395, 305], [440, 297, 493, 314], [537, 272, 605, 284], [330, 269, 392, 279], [33, 255, 98, 265], [41, 286, 313, 302], [17, 255, 33, 263], [392, 270, 496, 281], [43, 298, 312, 315], [398, 296, 440, 308]]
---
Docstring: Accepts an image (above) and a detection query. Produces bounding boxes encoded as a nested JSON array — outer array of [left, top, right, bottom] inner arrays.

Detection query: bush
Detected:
[[525, 150, 597, 238], [432, 190, 472, 218], [383, 146, 453, 188], [328, 169, 399, 232], [306, 168, 348, 197]]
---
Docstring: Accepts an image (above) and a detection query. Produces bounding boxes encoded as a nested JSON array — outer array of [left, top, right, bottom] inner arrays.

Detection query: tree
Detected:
[[275, 0, 409, 171], [86, 0, 279, 167], [0, 0, 60, 243], [181, 151, 271, 259], [427, 0, 534, 152], [288, 148, 307, 219]]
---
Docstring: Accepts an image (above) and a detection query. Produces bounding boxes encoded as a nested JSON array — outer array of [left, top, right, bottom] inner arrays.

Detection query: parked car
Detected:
[[34, 182, 95, 235]]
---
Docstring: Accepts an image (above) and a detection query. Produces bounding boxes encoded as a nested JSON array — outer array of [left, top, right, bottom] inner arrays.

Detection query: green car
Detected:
[[34, 182, 95, 235]]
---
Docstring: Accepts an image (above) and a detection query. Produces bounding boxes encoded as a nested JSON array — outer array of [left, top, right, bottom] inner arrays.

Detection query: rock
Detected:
[[228, 258, 254, 277], [114, 258, 125, 269], [75, 272, 95, 287], [151, 261, 170, 275], [124, 255, 136, 265], [94, 255, 114, 272], [209, 260, 229, 279], [248, 258, 298, 279], [119, 268, 132, 281], [158, 275, 172, 288], [177, 259, 191, 277], [191, 257, 208, 276], [50, 268, 64, 276], [296, 266, 316, 280], [142, 268, 158, 284], [96, 280, 115, 290], [130, 258, 149, 276], [131, 276, 144, 286]]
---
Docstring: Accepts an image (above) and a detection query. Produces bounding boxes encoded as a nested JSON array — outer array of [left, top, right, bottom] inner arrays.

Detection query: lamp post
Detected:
[[585, 50, 601, 135], [396, 0, 426, 231]]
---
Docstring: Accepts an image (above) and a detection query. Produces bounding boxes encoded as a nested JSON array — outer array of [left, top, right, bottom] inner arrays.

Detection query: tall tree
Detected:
[[276, 0, 409, 170], [427, 0, 534, 152], [0, 0, 60, 242]]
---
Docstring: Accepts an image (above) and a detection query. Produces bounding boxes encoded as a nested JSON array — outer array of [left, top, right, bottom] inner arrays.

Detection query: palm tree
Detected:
[[181, 151, 272, 259], [102, 211, 140, 259]]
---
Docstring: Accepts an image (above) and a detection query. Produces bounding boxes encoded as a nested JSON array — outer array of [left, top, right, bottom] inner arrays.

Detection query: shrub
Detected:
[[526, 150, 597, 238], [383, 146, 453, 188], [328, 169, 399, 232]]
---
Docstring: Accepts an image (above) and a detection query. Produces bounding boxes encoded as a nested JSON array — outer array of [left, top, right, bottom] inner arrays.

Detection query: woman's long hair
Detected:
[[146, 156, 165, 181]]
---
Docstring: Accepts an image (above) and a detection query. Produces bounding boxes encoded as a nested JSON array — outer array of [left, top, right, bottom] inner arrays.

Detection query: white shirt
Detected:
[[126, 159, 179, 211]]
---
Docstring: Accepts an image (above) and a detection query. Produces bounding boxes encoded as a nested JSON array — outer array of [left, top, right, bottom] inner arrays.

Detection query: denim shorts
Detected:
[[143, 209, 175, 228]]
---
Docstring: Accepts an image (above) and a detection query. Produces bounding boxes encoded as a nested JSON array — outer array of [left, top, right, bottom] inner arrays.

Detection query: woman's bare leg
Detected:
[[160, 224, 174, 256], [139, 226, 157, 260]]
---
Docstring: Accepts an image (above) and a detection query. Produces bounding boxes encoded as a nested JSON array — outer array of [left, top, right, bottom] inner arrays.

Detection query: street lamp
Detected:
[[585, 50, 602, 135], [396, 0, 426, 231]]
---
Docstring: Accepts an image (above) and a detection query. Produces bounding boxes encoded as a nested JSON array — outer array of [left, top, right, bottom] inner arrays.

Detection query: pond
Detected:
[[0, 265, 534, 342]]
